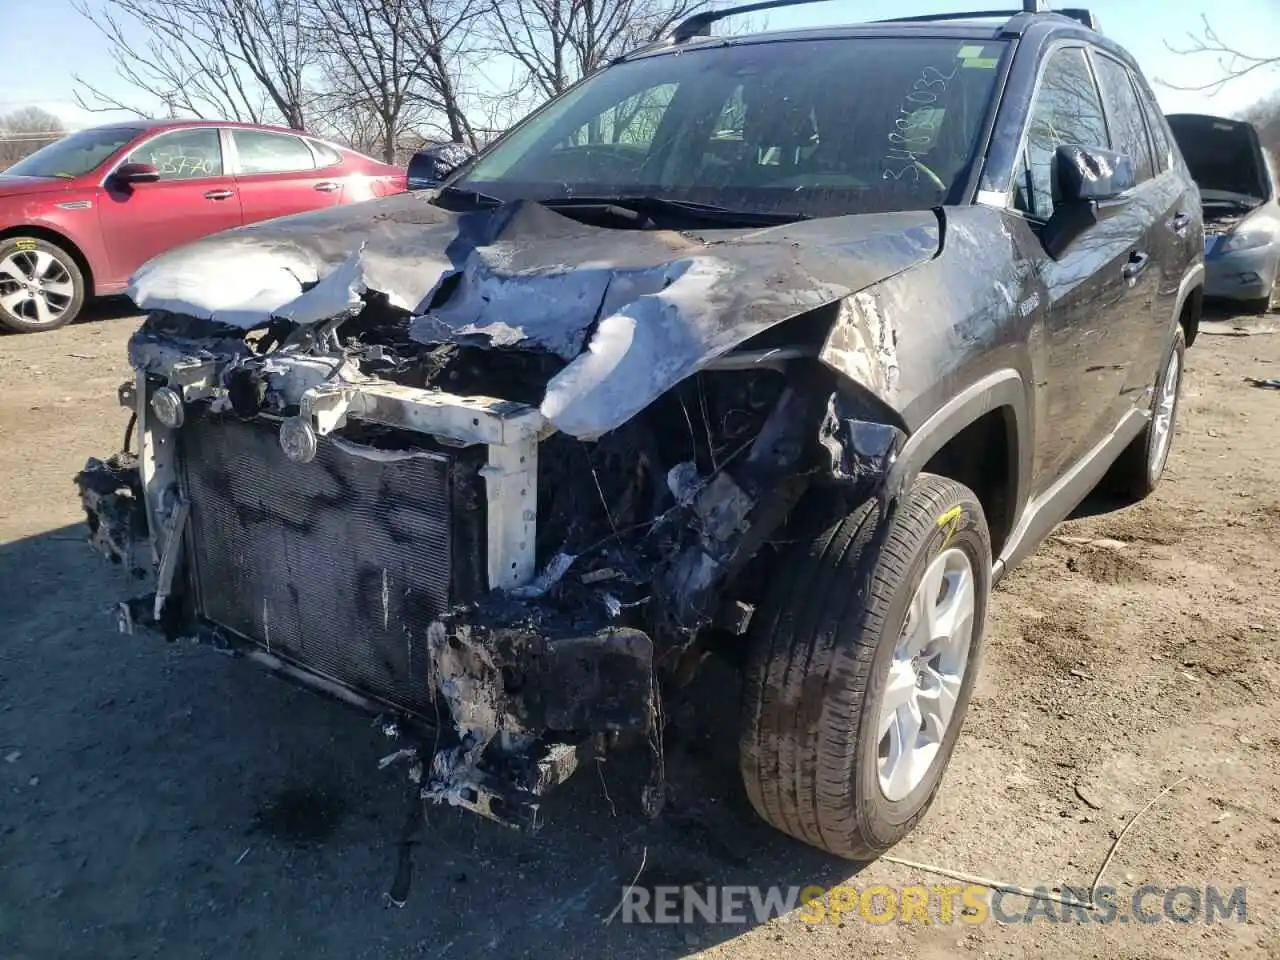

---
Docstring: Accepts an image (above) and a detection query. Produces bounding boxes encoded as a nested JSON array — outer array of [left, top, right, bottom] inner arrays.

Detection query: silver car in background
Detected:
[[1169, 113, 1279, 313]]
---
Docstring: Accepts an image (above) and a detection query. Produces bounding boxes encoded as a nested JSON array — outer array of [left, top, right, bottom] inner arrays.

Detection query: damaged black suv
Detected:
[[79, 0, 1203, 866]]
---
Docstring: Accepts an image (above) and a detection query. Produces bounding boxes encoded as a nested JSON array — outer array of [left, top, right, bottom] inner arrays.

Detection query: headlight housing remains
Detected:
[[1219, 229, 1276, 255]]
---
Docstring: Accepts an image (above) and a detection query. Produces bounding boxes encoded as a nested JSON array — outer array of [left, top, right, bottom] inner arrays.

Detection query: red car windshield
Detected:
[[3, 126, 143, 179]]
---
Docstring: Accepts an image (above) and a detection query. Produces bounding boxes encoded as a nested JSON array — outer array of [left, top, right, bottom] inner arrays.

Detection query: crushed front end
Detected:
[[81, 340, 671, 828], [76, 195, 927, 839], [80, 327, 834, 830]]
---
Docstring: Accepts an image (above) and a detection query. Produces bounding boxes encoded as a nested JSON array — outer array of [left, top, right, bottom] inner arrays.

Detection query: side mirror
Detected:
[[407, 142, 474, 189], [1055, 144, 1134, 204], [112, 162, 160, 186], [1042, 145, 1134, 259]]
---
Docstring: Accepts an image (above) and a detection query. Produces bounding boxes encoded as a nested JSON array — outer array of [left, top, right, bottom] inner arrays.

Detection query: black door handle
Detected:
[[204, 189, 234, 200], [1123, 251, 1150, 282], [1169, 212, 1191, 235]]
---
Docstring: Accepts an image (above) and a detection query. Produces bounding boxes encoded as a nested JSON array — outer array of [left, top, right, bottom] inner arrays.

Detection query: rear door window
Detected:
[[308, 140, 344, 167], [1014, 47, 1110, 220], [233, 130, 318, 175], [1091, 53, 1155, 183]]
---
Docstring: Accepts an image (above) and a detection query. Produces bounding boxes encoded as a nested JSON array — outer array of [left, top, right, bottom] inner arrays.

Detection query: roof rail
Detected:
[[877, 5, 1098, 30], [668, 0, 1096, 42], [877, 9, 1030, 25]]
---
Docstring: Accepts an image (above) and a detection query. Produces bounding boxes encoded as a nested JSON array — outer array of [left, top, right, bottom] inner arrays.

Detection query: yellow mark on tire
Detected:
[[14, 239, 37, 251], [937, 505, 963, 547], [937, 506, 962, 528]]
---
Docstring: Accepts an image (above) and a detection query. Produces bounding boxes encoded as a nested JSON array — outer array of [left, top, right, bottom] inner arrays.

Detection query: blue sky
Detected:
[[2, 0, 1277, 129]]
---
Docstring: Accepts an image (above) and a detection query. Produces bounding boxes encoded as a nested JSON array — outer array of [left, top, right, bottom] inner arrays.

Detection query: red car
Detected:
[[0, 120, 406, 333]]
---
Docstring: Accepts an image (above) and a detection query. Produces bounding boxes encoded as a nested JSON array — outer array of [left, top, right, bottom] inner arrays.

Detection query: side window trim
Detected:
[[1005, 42, 1110, 224], [1081, 47, 1114, 150], [1087, 48, 1156, 186], [220, 127, 239, 176], [1129, 70, 1164, 176], [1131, 73, 1173, 175]]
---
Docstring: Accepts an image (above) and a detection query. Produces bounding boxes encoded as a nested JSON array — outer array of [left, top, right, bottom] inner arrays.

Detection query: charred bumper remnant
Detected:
[[76, 453, 148, 576], [77, 192, 938, 836]]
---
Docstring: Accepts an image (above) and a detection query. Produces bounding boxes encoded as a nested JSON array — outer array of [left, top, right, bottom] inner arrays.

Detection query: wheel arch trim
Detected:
[[886, 369, 1031, 549], [1170, 261, 1205, 346]]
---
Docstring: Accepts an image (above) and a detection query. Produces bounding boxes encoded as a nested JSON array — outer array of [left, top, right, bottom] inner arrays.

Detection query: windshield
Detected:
[[456, 37, 1005, 219], [3, 126, 142, 179]]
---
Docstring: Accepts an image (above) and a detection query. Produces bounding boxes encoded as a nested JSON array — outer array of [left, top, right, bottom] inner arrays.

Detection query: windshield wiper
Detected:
[[542, 195, 809, 226], [434, 187, 809, 225]]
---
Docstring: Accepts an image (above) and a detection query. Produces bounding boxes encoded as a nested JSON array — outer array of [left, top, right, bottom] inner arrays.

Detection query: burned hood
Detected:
[[1167, 113, 1273, 203], [128, 192, 939, 439]]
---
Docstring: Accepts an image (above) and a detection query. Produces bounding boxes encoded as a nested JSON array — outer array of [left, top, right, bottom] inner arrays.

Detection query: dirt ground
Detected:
[[1, 302, 1278, 960]]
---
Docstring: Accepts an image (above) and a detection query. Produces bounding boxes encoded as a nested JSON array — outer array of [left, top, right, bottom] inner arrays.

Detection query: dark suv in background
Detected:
[[79, 0, 1202, 872]]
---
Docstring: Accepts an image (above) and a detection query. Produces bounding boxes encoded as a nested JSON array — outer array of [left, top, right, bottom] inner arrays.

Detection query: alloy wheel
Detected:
[[877, 547, 976, 802], [0, 249, 76, 327], [1149, 348, 1180, 481]]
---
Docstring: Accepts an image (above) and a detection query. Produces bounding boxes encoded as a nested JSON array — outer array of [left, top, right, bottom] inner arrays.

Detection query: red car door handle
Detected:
[[314, 182, 340, 193], [204, 189, 234, 200]]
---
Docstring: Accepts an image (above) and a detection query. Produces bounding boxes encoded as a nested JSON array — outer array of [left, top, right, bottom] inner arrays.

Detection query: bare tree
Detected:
[[312, 0, 431, 162], [400, 0, 489, 148], [72, 0, 316, 128], [1161, 15, 1278, 96], [1244, 92, 1280, 158], [484, 0, 710, 100], [311, 76, 389, 157], [0, 107, 66, 168], [312, 0, 491, 160], [69, 0, 715, 160]]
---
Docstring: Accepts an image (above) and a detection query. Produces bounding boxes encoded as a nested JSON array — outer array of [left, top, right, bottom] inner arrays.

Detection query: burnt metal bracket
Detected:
[[152, 497, 190, 621], [168, 358, 218, 401], [479, 438, 538, 592], [134, 370, 179, 568]]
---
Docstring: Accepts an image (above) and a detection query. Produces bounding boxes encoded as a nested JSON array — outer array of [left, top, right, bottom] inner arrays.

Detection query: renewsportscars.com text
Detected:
[[615, 884, 1248, 926]]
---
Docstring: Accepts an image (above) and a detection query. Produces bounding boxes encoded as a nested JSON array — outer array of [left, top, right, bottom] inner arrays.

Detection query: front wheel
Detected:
[[0, 237, 85, 333], [739, 474, 991, 860]]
